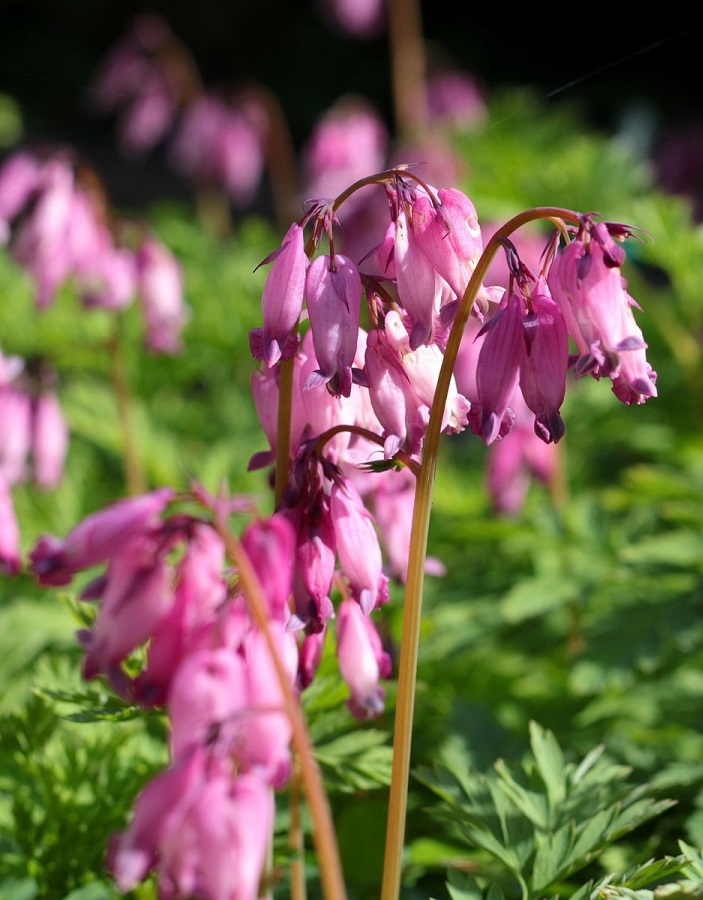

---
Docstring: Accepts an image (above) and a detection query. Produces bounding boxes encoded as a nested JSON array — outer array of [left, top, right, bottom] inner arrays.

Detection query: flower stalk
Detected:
[[380, 207, 580, 900], [213, 511, 348, 900]]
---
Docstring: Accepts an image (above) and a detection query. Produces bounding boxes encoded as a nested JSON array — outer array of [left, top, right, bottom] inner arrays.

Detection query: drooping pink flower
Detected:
[[426, 67, 488, 131], [384, 309, 470, 435], [88, 14, 194, 158], [317, 0, 386, 39], [0, 151, 43, 244], [518, 281, 569, 444], [169, 92, 265, 206], [486, 389, 559, 516], [469, 293, 524, 444], [0, 384, 32, 486], [0, 473, 21, 575], [135, 236, 189, 354], [547, 223, 658, 404], [29, 487, 175, 585], [239, 624, 297, 788], [329, 477, 389, 615], [81, 533, 174, 682], [133, 522, 228, 707], [241, 512, 295, 623], [249, 222, 307, 367], [304, 252, 362, 398], [336, 599, 391, 719], [363, 326, 428, 459], [110, 747, 274, 900], [168, 647, 248, 759], [31, 390, 70, 489], [301, 96, 388, 212]]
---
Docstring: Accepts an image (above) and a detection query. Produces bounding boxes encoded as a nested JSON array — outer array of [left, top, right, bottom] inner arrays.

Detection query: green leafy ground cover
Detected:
[[1, 88, 703, 899]]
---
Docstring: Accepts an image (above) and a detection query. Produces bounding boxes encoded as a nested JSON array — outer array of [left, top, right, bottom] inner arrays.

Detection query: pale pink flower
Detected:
[[0, 472, 21, 575], [0, 385, 32, 486], [32, 390, 69, 489], [135, 236, 189, 354], [336, 599, 391, 719], [169, 92, 265, 206], [329, 477, 389, 615], [249, 222, 307, 367]]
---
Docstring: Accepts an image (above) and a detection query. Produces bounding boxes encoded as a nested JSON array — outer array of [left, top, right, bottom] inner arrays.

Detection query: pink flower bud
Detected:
[[330, 477, 389, 614], [0, 386, 32, 486], [82, 534, 174, 680], [336, 599, 391, 719], [0, 473, 21, 575], [304, 253, 362, 398], [32, 391, 69, 489], [29, 487, 175, 585], [518, 283, 569, 443], [136, 236, 189, 354], [249, 222, 306, 368], [241, 513, 296, 622]]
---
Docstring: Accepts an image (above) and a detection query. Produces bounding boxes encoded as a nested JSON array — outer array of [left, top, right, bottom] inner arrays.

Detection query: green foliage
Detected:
[[417, 722, 685, 900]]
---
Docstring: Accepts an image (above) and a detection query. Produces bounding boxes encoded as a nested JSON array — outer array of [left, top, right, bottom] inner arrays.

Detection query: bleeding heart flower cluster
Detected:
[[0, 147, 189, 353], [25, 167, 658, 900], [246, 169, 657, 673]]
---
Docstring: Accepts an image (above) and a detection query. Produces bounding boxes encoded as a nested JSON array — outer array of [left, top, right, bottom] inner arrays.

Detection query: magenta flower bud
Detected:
[[336, 599, 391, 720], [32, 391, 69, 489], [297, 626, 327, 690], [0, 473, 21, 575], [249, 222, 306, 368], [330, 477, 389, 615], [241, 512, 295, 622], [470, 294, 524, 444], [518, 284, 569, 443], [304, 253, 362, 398], [136, 236, 189, 354], [29, 486, 175, 585]]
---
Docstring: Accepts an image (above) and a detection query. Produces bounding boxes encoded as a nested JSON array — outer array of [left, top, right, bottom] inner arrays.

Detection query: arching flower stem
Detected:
[[380, 207, 580, 900], [212, 510, 348, 900]]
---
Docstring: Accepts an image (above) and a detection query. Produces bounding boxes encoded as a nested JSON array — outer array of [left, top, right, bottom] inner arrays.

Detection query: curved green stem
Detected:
[[380, 207, 580, 900]]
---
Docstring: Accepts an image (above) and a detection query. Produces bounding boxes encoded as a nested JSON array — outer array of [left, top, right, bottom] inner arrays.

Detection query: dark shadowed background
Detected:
[[1, 2, 702, 209]]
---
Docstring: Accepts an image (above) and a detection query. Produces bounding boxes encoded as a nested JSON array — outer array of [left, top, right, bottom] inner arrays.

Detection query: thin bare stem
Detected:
[[107, 317, 146, 496], [213, 516, 347, 900], [386, 0, 427, 139], [380, 207, 580, 900]]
